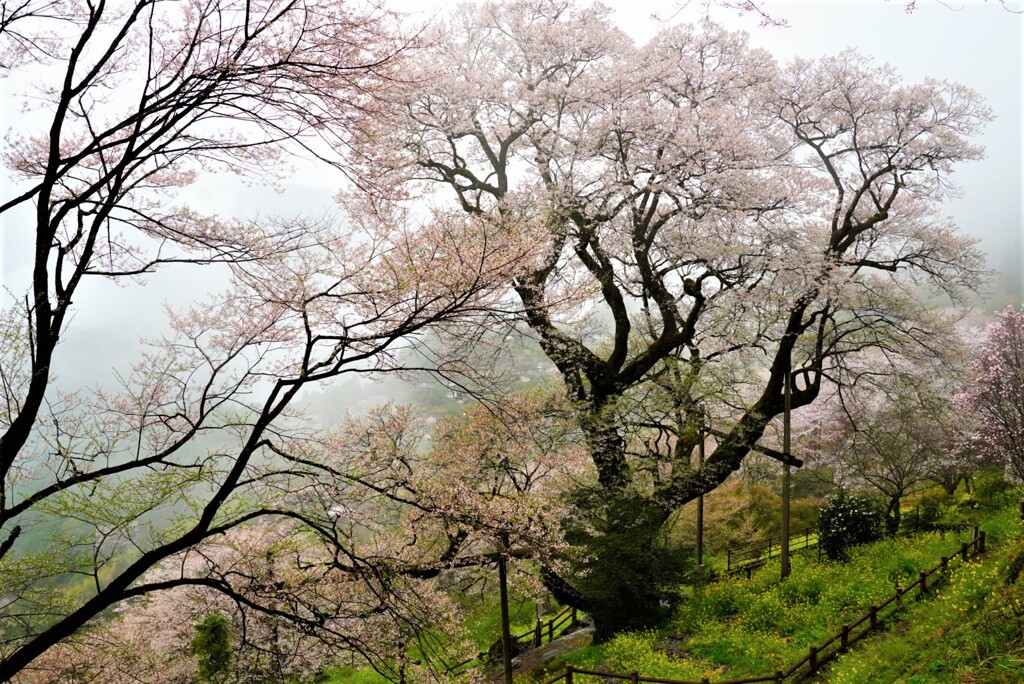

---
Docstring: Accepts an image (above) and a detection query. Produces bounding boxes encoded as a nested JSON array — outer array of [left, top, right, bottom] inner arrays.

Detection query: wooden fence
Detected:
[[542, 529, 986, 684], [446, 605, 580, 676], [726, 527, 818, 576], [899, 507, 969, 535], [515, 605, 580, 649], [725, 510, 969, 578]]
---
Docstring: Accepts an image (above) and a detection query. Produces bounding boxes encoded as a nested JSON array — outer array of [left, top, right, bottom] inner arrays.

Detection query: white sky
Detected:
[[0, 0, 1020, 388]]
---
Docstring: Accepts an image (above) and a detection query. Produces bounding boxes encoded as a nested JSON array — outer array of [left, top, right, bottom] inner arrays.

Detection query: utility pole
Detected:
[[781, 369, 792, 580], [696, 421, 705, 571], [497, 535, 514, 684]]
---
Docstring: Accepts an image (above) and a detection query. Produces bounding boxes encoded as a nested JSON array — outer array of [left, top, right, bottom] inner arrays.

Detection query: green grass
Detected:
[[319, 666, 389, 684], [532, 491, 1021, 683], [459, 593, 543, 652], [327, 485, 1023, 683], [819, 496, 1024, 683]]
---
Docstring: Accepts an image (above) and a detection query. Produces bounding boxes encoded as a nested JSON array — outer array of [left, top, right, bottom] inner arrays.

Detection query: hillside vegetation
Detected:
[[527, 484, 1023, 683]]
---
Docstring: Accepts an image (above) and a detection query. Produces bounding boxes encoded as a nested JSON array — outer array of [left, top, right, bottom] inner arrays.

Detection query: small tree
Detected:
[[191, 614, 232, 684], [959, 306, 1024, 481], [823, 365, 965, 535], [818, 492, 884, 561]]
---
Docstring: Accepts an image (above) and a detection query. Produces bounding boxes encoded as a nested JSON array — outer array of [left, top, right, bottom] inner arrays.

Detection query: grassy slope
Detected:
[[532, 490, 1023, 683], [819, 498, 1024, 683]]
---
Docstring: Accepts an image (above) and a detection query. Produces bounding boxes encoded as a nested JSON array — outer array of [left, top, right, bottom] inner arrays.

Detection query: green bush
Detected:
[[917, 491, 946, 524], [818, 492, 884, 561], [972, 468, 1014, 506], [740, 593, 786, 632], [600, 631, 709, 680], [191, 613, 232, 684]]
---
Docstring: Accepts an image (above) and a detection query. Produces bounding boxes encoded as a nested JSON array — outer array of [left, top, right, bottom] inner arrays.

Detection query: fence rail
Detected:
[[543, 529, 986, 684], [445, 605, 580, 676], [726, 526, 818, 575], [898, 507, 969, 535], [514, 605, 579, 649], [726, 510, 970, 578]]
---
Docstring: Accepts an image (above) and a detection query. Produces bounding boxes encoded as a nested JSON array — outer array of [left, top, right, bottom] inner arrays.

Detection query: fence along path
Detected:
[[517, 605, 580, 649], [542, 529, 987, 684], [446, 605, 580, 676], [725, 509, 969, 578]]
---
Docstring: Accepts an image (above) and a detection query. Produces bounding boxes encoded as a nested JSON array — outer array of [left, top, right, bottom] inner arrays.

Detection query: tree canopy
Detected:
[[353, 0, 990, 632]]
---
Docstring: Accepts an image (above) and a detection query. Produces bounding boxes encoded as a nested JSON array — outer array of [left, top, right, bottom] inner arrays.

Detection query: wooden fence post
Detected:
[[841, 624, 850, 648], [869, 605, 878, 629], [941, 556, 948, 575], [548, 619, 554, 643], [919, 571, 928, 597], [972, 525, 979, 542], [571, 607, 578, 627], [631, 672, 639, 683], [534, 619, 542, 648], [961, 542, 969, 562], [809, 645, 818, 672], [775, 670, 784, 683], [980, 530, 986, 554], [565, 664, 573, 684]]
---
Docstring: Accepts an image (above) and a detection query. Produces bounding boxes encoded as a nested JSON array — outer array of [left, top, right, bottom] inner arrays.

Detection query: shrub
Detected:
[[600, 631, 709, 680], [972, 467, 1014, 506], [917, 491, 945, 524], [191, 613, 232, 684], [818, 492, 884, 561], [740, 593, 786, 632]]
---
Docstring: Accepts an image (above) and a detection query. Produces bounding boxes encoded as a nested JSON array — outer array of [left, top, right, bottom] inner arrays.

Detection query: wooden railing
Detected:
[[445, 605, 580, 676], [543, 665, 782, 684], [726, 526, 818, 576], [514, 605, 580, 649], [899, 507, 969, 535], [543, 529, 986, 684]]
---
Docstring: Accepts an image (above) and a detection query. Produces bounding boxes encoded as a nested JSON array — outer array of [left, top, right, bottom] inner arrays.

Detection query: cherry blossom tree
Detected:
[[15, 393, 582, 683], [355, 0, 991, 635], [0, 205, 540, 679], [23, 521, 474, 684], [0, 1, 558, 679], [959, 306, 1024, 481], [818, 362, 966, 534]]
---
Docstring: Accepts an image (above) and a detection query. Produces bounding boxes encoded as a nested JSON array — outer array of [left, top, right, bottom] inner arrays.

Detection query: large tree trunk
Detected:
[[547, 491, 680, 642]]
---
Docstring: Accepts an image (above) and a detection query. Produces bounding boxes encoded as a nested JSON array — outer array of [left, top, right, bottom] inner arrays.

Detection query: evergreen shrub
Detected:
[[818, 492, 883, 561], [191, 613, 232, 684]]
